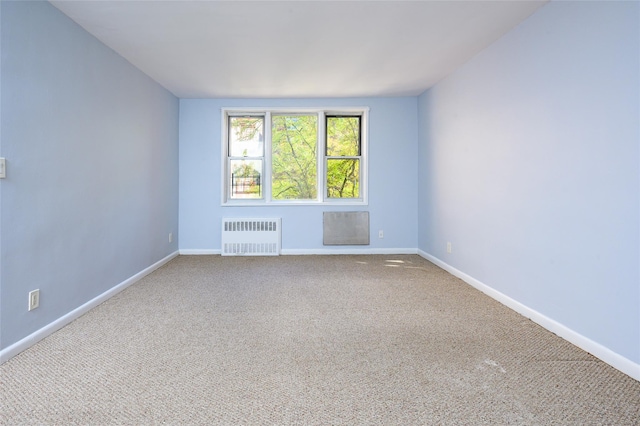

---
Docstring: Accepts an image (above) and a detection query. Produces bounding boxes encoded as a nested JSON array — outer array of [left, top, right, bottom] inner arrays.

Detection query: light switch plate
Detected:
[[0, 158, 5, 178]]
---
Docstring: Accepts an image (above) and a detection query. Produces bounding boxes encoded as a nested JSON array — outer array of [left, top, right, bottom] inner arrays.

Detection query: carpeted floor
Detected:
[[1, 255, 639, 425]]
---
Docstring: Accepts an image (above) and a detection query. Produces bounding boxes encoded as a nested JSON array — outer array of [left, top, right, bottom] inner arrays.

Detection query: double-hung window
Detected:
[[227, 115, 264, 199], [222, 108, 368, 205], [326, 115, 361, 199]]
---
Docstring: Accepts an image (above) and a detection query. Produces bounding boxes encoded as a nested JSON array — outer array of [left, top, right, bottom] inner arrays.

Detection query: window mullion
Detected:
[[222, 112, 229, 204], [317, 111, 326, 202], [264, 111, 272, 203]]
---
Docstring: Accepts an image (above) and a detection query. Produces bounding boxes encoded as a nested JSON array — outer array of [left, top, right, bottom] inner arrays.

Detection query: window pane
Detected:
[[229, 117, 264, 157], [327, 158, 359, 198], [271, 115, 317, 200], [327, 116, 360, 156], [230, 159, 262, 199]]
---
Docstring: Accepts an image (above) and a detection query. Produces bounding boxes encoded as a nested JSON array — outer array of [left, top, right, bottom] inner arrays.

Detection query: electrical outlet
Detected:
[[378, 230, 384, 239], [447, 242, 452, 254], [0, 158, 6, 179], [28, 289, 40, 311], [169, 232, 173, 243]]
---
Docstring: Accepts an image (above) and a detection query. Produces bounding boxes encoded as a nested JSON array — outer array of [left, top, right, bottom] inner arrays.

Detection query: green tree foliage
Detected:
[[271, 115, 317, 200], [326, 116, 360, 198], [229, 117, 263, 155], [327, 158, 359, 198], [230, 114, 361, 201]]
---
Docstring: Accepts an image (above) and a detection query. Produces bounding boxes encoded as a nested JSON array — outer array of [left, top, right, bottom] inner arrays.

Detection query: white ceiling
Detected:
[[50, 0, 548, 99]]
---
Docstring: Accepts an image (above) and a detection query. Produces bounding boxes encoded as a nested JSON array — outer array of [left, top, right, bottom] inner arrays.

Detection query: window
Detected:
[[271, 114, 318, 200], [228, 116, 264, 199], [326, 116, 361, 199], [222, 108, 368, 205]]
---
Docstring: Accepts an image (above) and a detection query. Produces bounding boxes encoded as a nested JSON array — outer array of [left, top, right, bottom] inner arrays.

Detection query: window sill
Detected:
[[222, 200, 368, 207]]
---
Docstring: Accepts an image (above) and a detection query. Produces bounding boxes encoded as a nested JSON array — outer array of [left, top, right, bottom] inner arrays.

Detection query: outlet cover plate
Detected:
[[28, 289, 40, 311]]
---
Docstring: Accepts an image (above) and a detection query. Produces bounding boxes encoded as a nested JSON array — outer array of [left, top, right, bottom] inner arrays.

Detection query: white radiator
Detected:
[[221, 218, 281, 256]]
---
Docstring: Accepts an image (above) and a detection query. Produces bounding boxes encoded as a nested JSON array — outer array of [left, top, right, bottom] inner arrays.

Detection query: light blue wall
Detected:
[[179, 98, 418, 252], [2, 0, 636, 375], [0, 1, 179, 349], [418, 1, 639, 363]]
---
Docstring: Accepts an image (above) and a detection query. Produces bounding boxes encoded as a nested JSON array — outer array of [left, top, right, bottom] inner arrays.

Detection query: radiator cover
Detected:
[[222, 218, 281, 256]]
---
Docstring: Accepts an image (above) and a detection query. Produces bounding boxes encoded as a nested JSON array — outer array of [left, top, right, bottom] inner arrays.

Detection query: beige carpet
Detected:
[[1, 255, 638, 425]]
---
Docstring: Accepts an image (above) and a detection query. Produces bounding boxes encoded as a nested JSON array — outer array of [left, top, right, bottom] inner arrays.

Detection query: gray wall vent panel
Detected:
[[323, 211, 370, 245]]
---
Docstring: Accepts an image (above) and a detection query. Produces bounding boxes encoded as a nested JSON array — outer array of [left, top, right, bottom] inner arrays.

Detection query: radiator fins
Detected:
[[221, 218, 281, 256]]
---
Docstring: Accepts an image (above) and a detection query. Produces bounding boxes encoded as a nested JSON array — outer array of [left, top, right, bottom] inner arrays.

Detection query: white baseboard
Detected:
[[179, 249, 221, 255], [0, 251, 179, 364], [178, 248, 417, 256], [281, 248, 418, 255], [418, 249, 640, 382]]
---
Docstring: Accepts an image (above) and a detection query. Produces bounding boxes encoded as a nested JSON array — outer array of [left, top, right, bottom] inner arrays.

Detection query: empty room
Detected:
[[1, 0, 638, 424]]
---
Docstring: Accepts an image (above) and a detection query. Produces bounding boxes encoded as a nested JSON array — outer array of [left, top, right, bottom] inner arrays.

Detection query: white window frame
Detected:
[[221, 107, 369, 206]]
